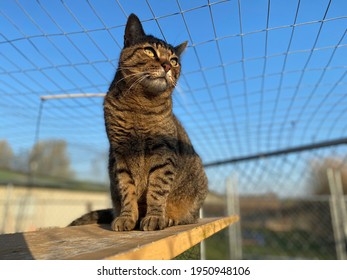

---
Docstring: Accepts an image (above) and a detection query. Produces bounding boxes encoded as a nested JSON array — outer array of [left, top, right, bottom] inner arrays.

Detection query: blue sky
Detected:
[[0, 0, 346, 196]]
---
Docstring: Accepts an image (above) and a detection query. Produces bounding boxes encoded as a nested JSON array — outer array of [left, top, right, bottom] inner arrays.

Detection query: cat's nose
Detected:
[[161, 61, 171, 73]]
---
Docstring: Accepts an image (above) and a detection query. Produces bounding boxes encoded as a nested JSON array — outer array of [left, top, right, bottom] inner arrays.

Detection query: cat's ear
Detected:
[[174, 41, 188, 56], [124, 14, 146, 47]]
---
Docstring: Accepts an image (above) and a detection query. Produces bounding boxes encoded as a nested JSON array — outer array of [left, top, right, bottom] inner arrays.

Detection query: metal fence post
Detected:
[[333, 170, 347, 238], [199, 207, 206, 260], [226, 173, 242, 259], [327, 168, 347, 260]]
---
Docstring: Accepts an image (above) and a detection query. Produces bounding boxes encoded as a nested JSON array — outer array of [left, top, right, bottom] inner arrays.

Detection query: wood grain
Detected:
[[0, 216, 239, 260]]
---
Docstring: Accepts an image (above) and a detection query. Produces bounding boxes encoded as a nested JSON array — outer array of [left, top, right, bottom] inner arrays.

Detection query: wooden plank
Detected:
[[0, 216, 239, 260]]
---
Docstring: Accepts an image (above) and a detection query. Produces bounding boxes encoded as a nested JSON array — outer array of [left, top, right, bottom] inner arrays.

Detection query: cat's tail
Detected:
[[68, 208, 114, 226]]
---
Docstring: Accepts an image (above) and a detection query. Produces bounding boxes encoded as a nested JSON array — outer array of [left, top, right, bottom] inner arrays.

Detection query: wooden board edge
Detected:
[[104, 215, 239, 260]]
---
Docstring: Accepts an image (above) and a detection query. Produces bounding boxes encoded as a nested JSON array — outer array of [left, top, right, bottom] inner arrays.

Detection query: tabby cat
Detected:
[[69, 13, 208, 231]]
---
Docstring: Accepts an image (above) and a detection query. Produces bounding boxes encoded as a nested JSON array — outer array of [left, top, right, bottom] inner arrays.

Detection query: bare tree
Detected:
[[309, 157, 347, 195], [29, 140, 74, 179], [0, 140, 14, 169]]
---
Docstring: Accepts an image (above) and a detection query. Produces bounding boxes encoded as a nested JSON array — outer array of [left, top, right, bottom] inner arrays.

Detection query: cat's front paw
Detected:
[[140, 215, 167, 231], [167, 218, 179, 227], [111, 216, 136, 231]]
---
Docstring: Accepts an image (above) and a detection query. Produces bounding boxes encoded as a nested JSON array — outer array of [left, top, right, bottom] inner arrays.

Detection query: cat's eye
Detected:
[[170, 57, 179, 67], [144, 47, 156, 57]]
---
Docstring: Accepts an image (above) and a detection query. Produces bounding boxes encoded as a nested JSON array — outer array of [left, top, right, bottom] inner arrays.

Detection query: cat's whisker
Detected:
[[126, 74, 149, 94], [112, 72, 146, 88]]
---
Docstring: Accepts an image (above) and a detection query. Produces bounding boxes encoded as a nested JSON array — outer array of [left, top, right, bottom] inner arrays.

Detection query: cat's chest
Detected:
[[115, 112, 175, 136], [115, 132, 173, 180]]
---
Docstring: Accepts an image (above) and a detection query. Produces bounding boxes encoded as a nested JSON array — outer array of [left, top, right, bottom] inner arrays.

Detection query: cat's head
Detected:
[[118, 14, 187, 95]]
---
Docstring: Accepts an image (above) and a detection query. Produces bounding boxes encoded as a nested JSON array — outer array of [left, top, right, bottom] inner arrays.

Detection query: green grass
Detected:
[[242, 229, 336, 260], [0, 169, 107, 192], [0, 169, 28, 184], [202, 228, 336, 260], [204, 229, 230, 259], [174, 244, 201, 260]]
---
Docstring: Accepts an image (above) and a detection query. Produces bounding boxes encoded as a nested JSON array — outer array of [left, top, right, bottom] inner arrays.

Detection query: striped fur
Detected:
[[69, 14, 208, 231]]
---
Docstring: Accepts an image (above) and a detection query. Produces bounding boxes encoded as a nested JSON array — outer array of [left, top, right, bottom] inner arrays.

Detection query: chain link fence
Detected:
[[201, 144, 347, 260]]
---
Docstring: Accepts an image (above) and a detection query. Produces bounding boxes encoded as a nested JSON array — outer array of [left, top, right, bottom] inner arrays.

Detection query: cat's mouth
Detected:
[[141, 75, 169, 93]]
